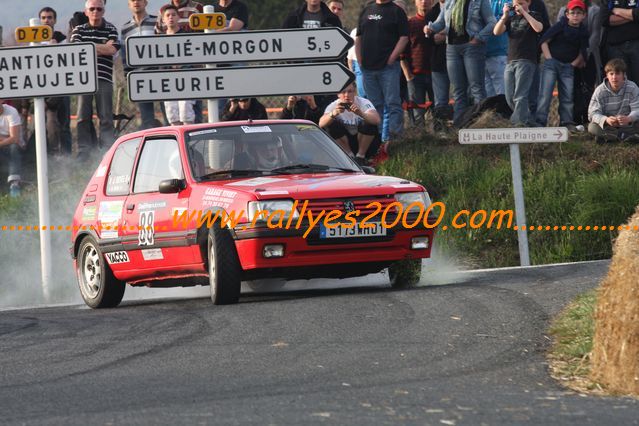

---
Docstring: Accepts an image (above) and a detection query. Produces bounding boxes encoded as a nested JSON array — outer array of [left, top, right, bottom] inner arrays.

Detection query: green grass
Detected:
[[378, 132, 639, 267], [548, 289, 597, 378]]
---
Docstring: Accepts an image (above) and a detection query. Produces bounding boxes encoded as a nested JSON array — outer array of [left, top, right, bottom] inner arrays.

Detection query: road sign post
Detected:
[[3, 38, 97, 301], [128, 62, 354, 102], [202, 5, 219, 124], [458, 127, 568, 267]]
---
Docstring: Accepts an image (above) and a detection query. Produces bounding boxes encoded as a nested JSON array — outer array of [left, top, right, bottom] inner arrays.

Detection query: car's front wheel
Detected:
[[388, 259, 422, 289], [208, 226, 241, 305], [76, 236, 125, 308]]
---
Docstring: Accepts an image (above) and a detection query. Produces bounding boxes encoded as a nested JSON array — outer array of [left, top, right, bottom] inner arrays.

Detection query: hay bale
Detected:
[[590, 209, 639, 395]]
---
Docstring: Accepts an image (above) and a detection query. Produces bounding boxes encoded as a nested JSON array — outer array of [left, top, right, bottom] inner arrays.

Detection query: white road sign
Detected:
[[459, 127, 568, 144], [128, 62, 354, 102], [0, 43, 97, 99], [126, 27, 353, 67]]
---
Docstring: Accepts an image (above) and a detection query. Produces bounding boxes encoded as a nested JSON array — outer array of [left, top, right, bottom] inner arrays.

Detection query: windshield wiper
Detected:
[[198, 169, 268, 180], [271, 164, 358, 174]]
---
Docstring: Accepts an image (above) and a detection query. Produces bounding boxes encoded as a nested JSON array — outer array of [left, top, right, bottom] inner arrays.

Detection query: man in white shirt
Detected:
[[0, 101, 23, 197], [319, 83, 381, 165]]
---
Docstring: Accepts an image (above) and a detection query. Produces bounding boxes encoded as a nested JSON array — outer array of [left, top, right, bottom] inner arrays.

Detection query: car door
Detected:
[[120, 136, 194, 275]]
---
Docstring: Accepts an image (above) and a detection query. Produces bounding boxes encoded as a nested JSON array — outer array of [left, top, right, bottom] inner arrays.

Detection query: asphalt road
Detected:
[[1, 260, 638, 425]]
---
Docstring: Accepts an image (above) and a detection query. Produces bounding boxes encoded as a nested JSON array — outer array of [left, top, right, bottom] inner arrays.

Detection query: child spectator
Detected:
[[161, 5, 196, 125], [588, 58, 639, 143], [221, 98, 267, 121], [493, 0, 543, 126], [534, 0, 588, 129], [279, 95, 322, 124]]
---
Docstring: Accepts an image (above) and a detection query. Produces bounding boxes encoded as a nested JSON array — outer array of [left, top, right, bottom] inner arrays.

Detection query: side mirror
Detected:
[[159, 179, 186, 194], [361, 166, 376, 175]]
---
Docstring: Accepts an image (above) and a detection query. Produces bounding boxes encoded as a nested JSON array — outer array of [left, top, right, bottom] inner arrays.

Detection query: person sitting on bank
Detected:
[[588, 58, 639, 143], [279, 95, 322, 124], [319, 83, 381, 166], [221, 97, 267, 121]]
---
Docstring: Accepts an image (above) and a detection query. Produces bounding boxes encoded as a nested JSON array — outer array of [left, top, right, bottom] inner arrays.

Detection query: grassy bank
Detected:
[[547, 289, 598, 392], [378, 130, 639, 268]]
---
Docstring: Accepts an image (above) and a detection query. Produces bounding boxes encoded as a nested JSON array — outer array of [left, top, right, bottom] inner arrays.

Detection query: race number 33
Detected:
[[138, 211, 155, 246], [15, 26, 52, 43]]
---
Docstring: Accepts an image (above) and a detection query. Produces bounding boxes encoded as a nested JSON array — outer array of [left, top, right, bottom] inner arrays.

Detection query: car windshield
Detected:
[[186, 123, 360, 181]]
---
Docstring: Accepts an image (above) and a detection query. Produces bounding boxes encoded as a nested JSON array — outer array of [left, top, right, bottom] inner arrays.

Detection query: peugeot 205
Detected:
[[71, 121, 436, 308]]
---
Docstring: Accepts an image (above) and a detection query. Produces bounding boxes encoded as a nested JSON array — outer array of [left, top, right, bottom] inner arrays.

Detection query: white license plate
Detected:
[[319, 222, 387, 238]]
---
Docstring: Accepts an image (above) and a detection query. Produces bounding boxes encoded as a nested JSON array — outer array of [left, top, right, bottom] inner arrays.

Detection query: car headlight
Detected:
[[247, 200, 300, 223], [395, 191, 431, 214]]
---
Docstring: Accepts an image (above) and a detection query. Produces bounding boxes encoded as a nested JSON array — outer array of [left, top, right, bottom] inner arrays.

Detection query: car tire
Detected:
[[247, 278, 286, 293], [208, 226, 242, 305], [76, 236, 125, 308], [388, 259, 422, 289]]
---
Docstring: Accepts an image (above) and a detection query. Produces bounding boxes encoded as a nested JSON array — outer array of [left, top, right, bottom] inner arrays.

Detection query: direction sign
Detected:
[[127, 62, 354, 102], [126, 27, 353, 67], [0, 43, 97, 99], [15, 25, 53, 43], [459, 127, 568, 144], [189, 13, 227, 30]]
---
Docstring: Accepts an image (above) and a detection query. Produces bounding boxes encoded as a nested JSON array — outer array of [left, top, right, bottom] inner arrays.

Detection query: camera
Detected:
[[340, 102, 352, 109], [505, 3, 512, 10]]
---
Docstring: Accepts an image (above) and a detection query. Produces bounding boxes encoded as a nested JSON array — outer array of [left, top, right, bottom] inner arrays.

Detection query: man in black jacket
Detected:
[[282, 0, 342, 29]]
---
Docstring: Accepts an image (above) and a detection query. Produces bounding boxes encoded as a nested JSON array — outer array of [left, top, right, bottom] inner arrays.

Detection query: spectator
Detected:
[[600, 0, 639, 84], [356, 0, 408, 142], [68, 0, 107, 39], [535, 0, 588, 129], [348, 28, 367, 98], [161, 5, 196, 125], [493, 0, 543, 126], [214, 0, 249, 32], [527, 0, 550, 117], [485, 0, 509, 97], [319, 82, 381, 165], [328, 0, 345, 22], [70, 0, 120, 159], [221, 98, 267, 121], [0, 100, 23, 197], [588, 58, 639, 143], [283, 0, 342, 29], [426, 0, 497, 125], [427, 0, 452, 129], [155, 0, 203, 34], [401, 0, 434, 126], [39, 7, 73, 156], [279, 95, 322, 124], [122, 0, 159, 131]]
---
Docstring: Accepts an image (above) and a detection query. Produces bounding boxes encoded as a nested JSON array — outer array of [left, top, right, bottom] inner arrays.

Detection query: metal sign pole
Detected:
[[29, 17, 52, 300], [203, 5, 219, 124], [509, 143, 530, 266]]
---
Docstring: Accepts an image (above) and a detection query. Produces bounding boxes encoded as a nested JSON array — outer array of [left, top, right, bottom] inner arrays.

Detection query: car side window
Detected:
[[133, 138, 183, 194], [106, 138, 141, 196]]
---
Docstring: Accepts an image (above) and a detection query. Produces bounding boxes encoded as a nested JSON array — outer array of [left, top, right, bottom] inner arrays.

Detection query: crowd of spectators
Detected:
[[1, 0, 639, 196]]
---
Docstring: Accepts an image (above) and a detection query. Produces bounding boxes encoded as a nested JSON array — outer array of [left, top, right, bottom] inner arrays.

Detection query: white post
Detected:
[[30, 17, 52, 300], [204, 5, 219, 123], [509, 143, 530, 266]]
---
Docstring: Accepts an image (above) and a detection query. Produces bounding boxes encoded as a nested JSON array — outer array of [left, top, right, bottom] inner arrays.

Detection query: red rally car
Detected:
[[71, 121, 436, 308]]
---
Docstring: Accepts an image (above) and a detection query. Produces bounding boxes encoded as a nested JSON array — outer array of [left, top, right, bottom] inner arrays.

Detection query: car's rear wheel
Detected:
[[76, 236, 125, 308], [208, 226, 241, 305], [388, 259, 422, 289]]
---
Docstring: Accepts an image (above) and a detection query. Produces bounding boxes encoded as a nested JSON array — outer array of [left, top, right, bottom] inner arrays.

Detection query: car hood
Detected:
[[217, 173, 425, 199]]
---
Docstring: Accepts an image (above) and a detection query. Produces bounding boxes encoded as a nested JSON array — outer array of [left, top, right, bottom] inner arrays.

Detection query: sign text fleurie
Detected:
[[0, 43, 97, 98]]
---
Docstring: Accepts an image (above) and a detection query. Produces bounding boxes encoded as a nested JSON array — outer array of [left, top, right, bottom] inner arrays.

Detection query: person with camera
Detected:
[[279, 95, 322, 124], [319, 83, 381, 166], [220, 98, 267, 121], [493, 0, 543, 126]]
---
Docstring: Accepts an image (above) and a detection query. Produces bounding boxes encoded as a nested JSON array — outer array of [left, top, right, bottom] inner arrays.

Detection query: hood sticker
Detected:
[[227, 177, 285, 187]]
